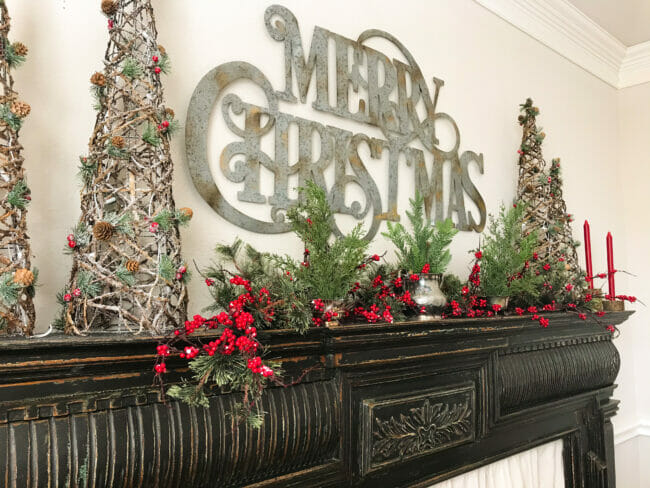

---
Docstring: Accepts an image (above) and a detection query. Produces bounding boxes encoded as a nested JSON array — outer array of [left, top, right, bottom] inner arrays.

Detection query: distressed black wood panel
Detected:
[[0, 311, 632, 487]]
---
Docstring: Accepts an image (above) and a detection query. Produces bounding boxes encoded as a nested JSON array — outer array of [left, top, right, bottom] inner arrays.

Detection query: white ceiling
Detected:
[[567, 0, 650, 46]]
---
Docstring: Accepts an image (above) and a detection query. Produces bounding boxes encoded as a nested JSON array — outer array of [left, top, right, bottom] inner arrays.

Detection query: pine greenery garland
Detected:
[[382, 191, 458, 274], [203, 238, 313, 333], [167, 353, 279, 428]]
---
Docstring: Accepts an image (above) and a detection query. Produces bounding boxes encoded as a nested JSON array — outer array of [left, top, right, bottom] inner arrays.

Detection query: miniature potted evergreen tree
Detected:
[[283, 181, 370, 323], [478, 203, 537, 309], [382, 192, 458, 316]]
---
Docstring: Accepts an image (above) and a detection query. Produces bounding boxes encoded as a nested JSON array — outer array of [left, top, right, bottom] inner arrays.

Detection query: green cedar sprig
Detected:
[[7, 179, 30, 209], [479, 202, 537, 297], [382, 191, 458, 274], [285, 181, 369, 300]]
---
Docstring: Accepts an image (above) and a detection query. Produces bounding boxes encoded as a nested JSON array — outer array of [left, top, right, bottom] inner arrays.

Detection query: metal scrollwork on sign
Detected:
[[186, 4, 486, 240]]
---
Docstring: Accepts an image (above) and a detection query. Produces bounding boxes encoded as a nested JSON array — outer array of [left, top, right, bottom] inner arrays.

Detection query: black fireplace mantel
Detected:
[[0, 311, 632, 487]]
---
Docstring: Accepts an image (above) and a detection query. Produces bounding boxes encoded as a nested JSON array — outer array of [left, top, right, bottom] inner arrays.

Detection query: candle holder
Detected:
[[602, 299, 625, 312], [586, 288, 604, 312]]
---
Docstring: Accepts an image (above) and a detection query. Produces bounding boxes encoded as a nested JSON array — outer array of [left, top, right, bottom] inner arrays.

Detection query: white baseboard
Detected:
[[615, 423, 650, 445]]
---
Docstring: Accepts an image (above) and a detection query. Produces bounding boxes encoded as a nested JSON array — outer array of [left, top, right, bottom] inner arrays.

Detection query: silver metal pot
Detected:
[[407, 273, 447, 318]]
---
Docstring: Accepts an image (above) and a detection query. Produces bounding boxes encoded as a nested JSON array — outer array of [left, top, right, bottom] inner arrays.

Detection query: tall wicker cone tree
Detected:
[[516, 98, 552, 261], [516, 98, 580, 279], [0, 3, 36, 336], [62, 0, 190, 335]]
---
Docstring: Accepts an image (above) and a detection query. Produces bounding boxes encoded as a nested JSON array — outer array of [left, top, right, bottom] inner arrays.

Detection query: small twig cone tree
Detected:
[[516, 98, 551, 261], [546, 157, 581, 280], [516, 98, 580, 282], [62, 0, 190, 335], [0, 3, 36, 335]]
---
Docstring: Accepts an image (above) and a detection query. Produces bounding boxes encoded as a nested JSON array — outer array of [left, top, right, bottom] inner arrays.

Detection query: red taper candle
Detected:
[[606, 232, 615, 299], [583, 221, 594, 290]]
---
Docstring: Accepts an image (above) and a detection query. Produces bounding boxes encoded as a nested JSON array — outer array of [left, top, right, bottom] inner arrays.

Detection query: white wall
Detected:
[[616, 80, 650, 488], [6, 0, 644, 482]]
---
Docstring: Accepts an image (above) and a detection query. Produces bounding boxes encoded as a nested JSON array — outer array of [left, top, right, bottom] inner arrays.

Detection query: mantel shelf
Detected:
[[0, 310, 633, 487]]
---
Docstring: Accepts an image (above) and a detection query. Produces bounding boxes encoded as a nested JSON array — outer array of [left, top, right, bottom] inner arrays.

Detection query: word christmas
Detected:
[[186, 5, 486, 239]]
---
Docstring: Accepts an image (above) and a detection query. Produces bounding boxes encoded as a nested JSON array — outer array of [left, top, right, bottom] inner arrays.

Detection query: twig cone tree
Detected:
[[516, 98, 580, 281], [546, 157, 581, 280], [0, 3, 36, 335], [62, 0, 190, 335], [516, 98, 551, 261]]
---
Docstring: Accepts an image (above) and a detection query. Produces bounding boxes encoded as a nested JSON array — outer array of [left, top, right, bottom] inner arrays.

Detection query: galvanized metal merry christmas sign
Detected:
[[185, 5, 486, 240]]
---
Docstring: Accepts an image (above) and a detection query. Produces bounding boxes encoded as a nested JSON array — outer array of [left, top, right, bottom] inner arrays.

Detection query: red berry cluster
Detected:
[[66, 233, 76, 249], [152, 55, 162, 75], [63, 287, 82, 303], [155, 275, 276, 380], [175, 265, 187, 281]]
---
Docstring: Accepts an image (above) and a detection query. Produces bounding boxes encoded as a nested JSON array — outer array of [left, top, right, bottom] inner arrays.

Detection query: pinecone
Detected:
[[179, 207, 193, 219], [101, 0, 118, 16], [157, 44, 166, 56], [125, 260, 140, 273], [10, 101, 30, 118], [13, 268, 34, 287], [111, 135, 125, 148], [12, 42, 28, 57], [93, 221, 114, 241], [90, 72, 106, 87], [165, 107, 175, 119]]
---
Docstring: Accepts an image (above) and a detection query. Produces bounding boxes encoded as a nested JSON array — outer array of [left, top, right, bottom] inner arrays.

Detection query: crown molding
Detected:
[[474, 0, 650, 89], [620, 41, 650, 88], [615, 422, 650, 445]]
